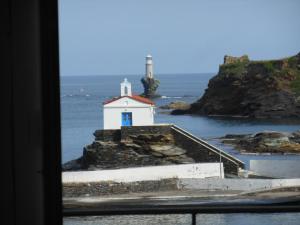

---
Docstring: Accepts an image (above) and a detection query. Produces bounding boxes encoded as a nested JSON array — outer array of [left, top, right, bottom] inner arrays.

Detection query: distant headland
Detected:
[[171, 52, 300, 118]]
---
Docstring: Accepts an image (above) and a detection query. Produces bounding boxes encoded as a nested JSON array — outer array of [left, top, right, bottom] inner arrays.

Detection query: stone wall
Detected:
[[180, 178, 300, 192], [121, 125, 172, 141], [63, 177, 300, 197], [94, 129, 121, 142], [63, 179, 179, 197], [171, 128, 243, 175]]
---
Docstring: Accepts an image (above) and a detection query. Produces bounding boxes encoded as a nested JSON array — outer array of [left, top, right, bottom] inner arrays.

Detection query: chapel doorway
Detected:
[[122, 112, 132, 126]]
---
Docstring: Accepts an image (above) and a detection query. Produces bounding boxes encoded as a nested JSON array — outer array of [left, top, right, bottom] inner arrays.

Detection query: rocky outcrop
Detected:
[[63, 133, 195, 171], [141, 77, 160, 98], [159, 101, 191, 115], [183, 53, 300, 118], [160, 101, 190, 110], [220, 130, 300, 154], [224, 55, 249, 65], [63, 125, 244, 175]]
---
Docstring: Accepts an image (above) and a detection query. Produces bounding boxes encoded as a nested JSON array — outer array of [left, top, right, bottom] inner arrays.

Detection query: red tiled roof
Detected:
[[103, 95, 155, 105], [103, 96, 122, 105], [130, 95, 155, 105]]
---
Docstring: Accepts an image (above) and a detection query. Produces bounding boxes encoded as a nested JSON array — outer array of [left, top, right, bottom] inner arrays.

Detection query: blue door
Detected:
[[122, 112, 132, 126]]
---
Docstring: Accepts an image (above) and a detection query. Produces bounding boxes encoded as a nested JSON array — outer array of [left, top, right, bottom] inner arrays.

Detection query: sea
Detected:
[[61, 73, 300, 224], [64, 213, 300, 225], [61, 73, 300, 167]]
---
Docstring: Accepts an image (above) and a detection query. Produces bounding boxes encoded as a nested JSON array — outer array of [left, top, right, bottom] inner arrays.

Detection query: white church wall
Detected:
[[104, 106, 154, 129]]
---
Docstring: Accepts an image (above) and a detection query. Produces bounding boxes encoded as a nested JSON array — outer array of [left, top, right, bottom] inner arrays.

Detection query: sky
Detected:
[[59, 0, 300, 76]]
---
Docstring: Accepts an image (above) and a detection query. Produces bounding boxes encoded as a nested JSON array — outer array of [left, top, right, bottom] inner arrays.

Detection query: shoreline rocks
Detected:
[[175, 53, 300, 118], [160, 101, 190, 110], [159, 101, 191, 115], [62, 133, 196, 171], [219, 130, 300, 154]]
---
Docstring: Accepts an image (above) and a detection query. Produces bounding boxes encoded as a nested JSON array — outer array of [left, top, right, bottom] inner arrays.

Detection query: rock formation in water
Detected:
[[180, 53, 300, 118], [219, 130, 300, 154], [141, 54, 160, 98], [141, 77, 160, 98], [159, 101, 191, 110]]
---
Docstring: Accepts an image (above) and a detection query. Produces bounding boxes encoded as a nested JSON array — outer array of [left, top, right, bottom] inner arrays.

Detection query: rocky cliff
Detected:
[[186, 53, 300, 118]]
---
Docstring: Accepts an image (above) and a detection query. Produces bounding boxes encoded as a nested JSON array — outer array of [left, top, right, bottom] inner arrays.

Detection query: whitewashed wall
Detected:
[[250, 160, 300, 178], [103, 97, 154, 129], [63, 163, 224, 183]]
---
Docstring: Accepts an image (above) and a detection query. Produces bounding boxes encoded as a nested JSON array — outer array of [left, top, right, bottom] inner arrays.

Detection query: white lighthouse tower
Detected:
[[145, 54, 154, 79]]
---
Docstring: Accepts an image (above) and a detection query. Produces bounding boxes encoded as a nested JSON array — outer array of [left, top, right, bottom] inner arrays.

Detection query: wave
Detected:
[[61, 94, 91, 98], [61, 94, 196, 99], [161, 96, 183, 99], [161, 95, 196, 99]]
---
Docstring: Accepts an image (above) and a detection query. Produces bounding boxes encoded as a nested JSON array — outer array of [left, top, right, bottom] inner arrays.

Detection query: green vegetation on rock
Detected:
[[184, 52, 300, 118], [262, 61, 276, 73], [219, 61, 248, 77], [291, 73, 300, 96]]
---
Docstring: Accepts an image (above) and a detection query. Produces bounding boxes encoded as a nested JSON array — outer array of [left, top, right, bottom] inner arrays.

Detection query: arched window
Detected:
[[124, 86, 128, 95]]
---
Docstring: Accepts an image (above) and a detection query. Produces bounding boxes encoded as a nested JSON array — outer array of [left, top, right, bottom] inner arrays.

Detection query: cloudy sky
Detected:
[[59, 0, 300, 76]]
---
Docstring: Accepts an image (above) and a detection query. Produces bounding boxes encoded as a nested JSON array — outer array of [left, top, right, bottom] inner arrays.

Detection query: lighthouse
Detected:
[[145, 54, 154, 78], [141, 54, 160, 98]]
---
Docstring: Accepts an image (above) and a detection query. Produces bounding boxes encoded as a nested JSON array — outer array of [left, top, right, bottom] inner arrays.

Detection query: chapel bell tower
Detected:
[[120, 78, 132, 96]]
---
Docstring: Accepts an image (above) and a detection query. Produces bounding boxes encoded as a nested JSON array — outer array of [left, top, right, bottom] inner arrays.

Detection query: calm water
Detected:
[[61, 74, 300, 224], [64, 213, 300, 225], [61, 74, 300, 164]]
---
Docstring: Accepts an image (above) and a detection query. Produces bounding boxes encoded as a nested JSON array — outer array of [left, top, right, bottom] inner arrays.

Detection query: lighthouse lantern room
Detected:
[[103, 78, 155, 130]]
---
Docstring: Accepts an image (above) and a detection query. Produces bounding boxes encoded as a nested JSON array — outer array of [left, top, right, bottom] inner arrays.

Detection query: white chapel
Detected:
[[103, 78, 155, 130]]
